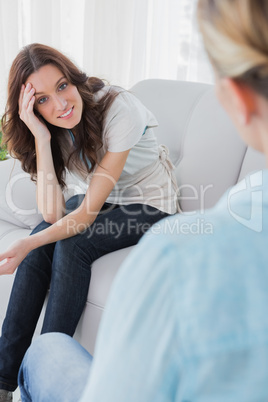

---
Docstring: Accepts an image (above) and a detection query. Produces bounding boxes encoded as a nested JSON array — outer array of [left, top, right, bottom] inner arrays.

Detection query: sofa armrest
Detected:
[[0, 219, 31, 250], [0, 157, 87, 231], [0, 158, 44, 229]]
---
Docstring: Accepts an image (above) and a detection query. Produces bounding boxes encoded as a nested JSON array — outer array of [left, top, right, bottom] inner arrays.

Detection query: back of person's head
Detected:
[[197, 0, 268, 99]]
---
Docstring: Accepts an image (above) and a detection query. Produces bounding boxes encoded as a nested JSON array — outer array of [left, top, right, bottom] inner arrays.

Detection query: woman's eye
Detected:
[[59, 83, 68, 91], [38, 97, 48, 105]]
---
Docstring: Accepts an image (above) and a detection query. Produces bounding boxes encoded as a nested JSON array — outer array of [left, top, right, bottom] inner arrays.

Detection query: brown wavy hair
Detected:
[[1, 43, 118, 187]]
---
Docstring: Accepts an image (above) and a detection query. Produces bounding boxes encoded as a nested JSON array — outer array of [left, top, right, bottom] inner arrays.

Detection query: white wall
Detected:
[[0, 0, 214, 114]]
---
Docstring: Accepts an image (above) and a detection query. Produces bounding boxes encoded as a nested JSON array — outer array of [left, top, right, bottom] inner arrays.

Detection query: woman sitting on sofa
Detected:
[[0, 43, 178, 399], [14, 0, 268, 401]]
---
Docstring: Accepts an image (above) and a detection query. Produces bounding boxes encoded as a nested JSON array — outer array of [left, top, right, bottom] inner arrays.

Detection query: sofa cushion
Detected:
[[175, 88, 248, 211], [89, 246, 135, 307]]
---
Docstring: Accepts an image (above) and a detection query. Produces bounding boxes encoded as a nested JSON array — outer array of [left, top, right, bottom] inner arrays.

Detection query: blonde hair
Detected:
[[197, 0, 268, 97]]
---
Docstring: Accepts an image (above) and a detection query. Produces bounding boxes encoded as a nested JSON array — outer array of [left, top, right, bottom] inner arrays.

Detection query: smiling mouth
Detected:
[[58, 107, 74, 118]]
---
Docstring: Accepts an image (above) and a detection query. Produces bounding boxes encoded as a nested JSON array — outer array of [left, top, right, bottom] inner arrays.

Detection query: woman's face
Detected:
[[26, 64, 83, 129]]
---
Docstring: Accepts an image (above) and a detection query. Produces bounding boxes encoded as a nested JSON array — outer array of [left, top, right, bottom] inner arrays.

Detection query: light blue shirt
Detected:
[[81, 169, 268, 401]]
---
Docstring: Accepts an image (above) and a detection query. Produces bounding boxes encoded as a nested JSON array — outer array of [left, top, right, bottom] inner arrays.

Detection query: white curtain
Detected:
[[0, 0, 213, 114]]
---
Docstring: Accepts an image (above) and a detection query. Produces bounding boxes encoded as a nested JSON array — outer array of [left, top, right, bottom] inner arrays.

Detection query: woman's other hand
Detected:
[[0, 239, 32, 276], [18, 83, 51, 142]]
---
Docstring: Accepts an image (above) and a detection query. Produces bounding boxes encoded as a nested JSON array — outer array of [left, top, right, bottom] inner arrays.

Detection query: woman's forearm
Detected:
[[35, 138, 65, 223], [25, 201, 97, 251]]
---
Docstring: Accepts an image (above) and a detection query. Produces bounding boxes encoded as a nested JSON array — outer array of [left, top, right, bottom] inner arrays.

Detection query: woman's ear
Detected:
[[220, 78, 256, 126]]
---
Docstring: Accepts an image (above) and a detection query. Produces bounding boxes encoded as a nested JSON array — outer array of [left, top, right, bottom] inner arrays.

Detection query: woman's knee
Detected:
[[19, 333, 74, 381], [65, 194, 85, 214], [18, 334, 79, 401], [19, 333, 93, 402], [53, 232, 97, 269], [30, 220, 51, 235]]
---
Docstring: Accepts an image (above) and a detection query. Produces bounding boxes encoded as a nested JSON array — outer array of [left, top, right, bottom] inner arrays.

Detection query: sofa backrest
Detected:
[[131, 79, 266, 212]]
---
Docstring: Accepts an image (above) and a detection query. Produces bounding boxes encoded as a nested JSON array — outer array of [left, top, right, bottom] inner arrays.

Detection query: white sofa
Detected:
[[0, 79, 266, 356]]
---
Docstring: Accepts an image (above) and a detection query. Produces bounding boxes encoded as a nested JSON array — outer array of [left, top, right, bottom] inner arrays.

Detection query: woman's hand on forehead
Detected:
[[18, 82, 51, 142]]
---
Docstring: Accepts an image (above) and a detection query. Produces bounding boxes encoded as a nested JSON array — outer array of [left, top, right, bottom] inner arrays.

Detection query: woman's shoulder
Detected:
[[94, 84, 158, 132], [94, 85, 133, 104], [94, 85, 124, 100]]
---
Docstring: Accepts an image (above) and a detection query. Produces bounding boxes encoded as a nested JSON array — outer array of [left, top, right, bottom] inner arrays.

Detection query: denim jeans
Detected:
[[18, 333, 92, 402], [0, 195, 168, 391]]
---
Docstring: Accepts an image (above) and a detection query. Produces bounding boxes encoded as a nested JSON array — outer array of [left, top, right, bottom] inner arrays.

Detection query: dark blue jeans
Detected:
[[0, 195, 168, 391]]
